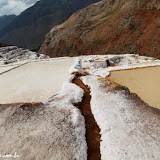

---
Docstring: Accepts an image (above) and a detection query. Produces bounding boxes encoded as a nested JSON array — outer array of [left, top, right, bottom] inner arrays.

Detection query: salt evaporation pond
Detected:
[[108, 66, 160, 109], [0, 58, 74, 104], [0, 65, 19, 74]]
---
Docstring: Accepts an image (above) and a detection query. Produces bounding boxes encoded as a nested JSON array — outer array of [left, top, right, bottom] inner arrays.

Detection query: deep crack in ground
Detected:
[[73, 77, 101, 160]]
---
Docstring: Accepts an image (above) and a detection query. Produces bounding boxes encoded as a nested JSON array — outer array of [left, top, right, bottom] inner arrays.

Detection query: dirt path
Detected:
[[73, 78, 101, 160]]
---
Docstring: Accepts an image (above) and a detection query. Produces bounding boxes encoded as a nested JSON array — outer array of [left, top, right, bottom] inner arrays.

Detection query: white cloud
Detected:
[[0, 0, 38, 16]]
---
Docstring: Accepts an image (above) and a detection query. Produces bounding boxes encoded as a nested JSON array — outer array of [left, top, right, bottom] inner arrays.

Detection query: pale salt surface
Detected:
[[0, 76, 87, 160], [0, 58, 74, 103], [82, 75, 160, 160], [79, 55, 160, 159], [0, 54, 160, 159], [80, 55, 160, 109], [0, 65, 19, 74], [45, 75, 87, 160], [68, 58, 84, 74], [80, 54, 160, 74], [0, 56, 87, 160]]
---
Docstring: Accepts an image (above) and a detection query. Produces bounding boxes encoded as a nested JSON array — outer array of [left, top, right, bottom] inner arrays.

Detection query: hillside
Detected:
[[0, 0, 100, 50], [0, 15, 16, 31], [39, 0, 160, 59]]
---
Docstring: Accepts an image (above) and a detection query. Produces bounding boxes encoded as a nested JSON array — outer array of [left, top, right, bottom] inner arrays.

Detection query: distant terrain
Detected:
[[39, 0, 160, 59], [0, 0, 100, 50], [0, 43, 7, 47], [0, 15, 16, 31]]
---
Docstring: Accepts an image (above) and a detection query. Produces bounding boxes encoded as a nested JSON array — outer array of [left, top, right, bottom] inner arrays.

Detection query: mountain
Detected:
[[0, 15, 16, 31], [0, 0, 100, 50], [39, 0, 160, 59]]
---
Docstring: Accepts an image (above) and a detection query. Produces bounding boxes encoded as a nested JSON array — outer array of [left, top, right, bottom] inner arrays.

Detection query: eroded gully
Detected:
[[73, 77, 101, 160]]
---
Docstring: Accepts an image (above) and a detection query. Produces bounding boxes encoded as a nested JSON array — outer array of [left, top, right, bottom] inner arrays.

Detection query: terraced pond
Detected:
[[108, 66, 160, 109], [0, 58, 74, 104]]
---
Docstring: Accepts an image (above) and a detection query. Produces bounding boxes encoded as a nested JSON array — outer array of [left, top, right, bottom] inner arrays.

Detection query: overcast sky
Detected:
[[0, 0, 39, 16]]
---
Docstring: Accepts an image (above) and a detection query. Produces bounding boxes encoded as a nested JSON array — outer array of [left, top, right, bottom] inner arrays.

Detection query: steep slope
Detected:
[[39, 0, 160, 58], [0, 15, 16, 31], [0, 0, 100, 50]]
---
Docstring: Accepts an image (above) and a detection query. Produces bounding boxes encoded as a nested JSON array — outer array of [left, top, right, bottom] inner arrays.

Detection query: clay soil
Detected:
[[73, 78, 101, 160]]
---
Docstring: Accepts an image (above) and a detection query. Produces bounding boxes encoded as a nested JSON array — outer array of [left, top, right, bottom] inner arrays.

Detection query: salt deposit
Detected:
[[0, 58, 74, 103]]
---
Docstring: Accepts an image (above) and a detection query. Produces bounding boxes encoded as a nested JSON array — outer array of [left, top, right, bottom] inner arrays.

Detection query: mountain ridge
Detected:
[[0, 0, 100, 50], [0, 15, 16, 31]]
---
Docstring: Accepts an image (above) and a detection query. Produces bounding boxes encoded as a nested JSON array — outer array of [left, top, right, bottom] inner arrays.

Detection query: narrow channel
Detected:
[[73, 78, 101, 160]]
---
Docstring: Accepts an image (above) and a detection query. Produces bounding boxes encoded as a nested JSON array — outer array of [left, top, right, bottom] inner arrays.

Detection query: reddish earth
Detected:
[[39, 0, 160, 59], [73, 78, 101, 160]]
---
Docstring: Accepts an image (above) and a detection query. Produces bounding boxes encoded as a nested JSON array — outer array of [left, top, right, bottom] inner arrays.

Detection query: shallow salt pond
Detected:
[[0, 58, 74, 104], [0, 65, 19, 74], [108, 66, 160, 109]]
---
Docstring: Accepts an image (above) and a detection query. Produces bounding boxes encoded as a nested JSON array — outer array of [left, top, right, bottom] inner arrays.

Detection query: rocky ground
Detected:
[[39, 0, 160, 59]]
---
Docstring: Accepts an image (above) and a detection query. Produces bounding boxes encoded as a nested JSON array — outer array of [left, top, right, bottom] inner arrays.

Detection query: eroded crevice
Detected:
[[73, 77, 101, 160]]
